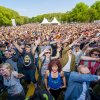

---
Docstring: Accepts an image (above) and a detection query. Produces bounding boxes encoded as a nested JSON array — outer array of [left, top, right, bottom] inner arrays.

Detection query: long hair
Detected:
[[48, 59, 62, 72]]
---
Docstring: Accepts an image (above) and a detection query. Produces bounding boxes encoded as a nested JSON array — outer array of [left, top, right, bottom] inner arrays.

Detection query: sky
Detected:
[[0, 0, 96, 18]]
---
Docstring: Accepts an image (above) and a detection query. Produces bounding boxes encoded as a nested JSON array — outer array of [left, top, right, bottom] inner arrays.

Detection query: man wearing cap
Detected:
[[13, 39, 40, 87]]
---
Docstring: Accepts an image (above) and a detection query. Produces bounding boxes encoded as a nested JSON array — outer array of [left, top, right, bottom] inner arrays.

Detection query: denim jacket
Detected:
[[64, 72, 98, 100]]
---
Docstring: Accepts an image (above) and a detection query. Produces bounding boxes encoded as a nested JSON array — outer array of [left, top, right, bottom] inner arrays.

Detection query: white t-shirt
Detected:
[[62, 55, 71, 72]]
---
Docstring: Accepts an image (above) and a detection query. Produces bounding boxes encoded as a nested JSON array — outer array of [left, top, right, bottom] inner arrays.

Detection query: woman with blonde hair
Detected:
[[0, 63, 25, 100]]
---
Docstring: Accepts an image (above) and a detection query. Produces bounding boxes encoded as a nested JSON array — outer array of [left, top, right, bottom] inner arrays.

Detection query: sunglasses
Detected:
[[45, 52, 51, 54], [92, 53, 100, 57]]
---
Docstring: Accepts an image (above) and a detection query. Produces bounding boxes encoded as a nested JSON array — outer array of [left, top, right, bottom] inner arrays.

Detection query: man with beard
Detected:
[[13, 39, 40, 87]]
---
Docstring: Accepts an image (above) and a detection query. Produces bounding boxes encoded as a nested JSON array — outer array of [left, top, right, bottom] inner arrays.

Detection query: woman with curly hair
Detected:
[[44, 59, 66, 100]]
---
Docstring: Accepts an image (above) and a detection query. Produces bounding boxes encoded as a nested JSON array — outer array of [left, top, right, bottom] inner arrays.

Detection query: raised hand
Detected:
[[35, 37, 41, 46]]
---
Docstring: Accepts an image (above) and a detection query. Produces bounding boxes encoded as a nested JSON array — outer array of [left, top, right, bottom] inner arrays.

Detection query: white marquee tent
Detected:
[[41, 18, 50, 24], [51, 17, 60, 25]]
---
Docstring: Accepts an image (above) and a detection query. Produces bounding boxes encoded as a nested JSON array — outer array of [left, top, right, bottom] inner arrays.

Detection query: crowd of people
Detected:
[[0, 22, 100, 100]]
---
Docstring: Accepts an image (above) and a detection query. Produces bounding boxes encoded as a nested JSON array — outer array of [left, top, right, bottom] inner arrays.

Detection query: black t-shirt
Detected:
[[22, 51, 35, 68], [51, 44, 57, 57]]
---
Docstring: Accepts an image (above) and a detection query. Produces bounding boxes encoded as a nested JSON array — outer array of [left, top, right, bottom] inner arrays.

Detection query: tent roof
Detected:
[[41, 18, 50, 24], [51, 17, 60, 25]]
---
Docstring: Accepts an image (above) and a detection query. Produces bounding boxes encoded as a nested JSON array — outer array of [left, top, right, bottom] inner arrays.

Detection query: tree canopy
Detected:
[[0, 6, 30, 26], [31, 1, 100, 23], [0, 1, 100, 26]]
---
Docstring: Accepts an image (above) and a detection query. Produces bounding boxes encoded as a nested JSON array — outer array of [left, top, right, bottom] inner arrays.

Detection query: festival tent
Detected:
[[41, 18, 50, 24], [51, 17, 60, 25]]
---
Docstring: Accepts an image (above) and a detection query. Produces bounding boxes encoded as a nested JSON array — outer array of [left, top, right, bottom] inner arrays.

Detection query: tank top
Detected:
[[48, 73, 62, 90], [41, 57, 50, 76]]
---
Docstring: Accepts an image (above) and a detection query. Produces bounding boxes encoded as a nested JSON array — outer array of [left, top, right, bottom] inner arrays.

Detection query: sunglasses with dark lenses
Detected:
[[45, 52, 51, 54], [92, 53, 100, 57]]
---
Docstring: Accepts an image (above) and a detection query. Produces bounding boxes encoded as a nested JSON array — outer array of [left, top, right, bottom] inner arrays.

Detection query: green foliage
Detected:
[[0, 6, 30, 26], [31, 13, 69, 23], [31, 1, 100, 23], [0, 1, 100, 26], [87, 8, 97, 22], [69, 2, 89, 22], [91, 1, 100, 20]]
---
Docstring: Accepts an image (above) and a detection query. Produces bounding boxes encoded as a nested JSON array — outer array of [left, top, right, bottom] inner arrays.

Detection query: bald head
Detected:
[[77, 65, 90, 74]]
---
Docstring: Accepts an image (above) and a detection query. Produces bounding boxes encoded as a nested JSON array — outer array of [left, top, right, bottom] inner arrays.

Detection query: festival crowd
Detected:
[[0, 22, 100, 100]]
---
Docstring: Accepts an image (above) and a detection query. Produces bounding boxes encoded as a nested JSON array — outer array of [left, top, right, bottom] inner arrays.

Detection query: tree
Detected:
[[91, 1, 100, 20], [87, 8, 97, 22], [0, 1, 100, 26], [0, 6, 30, 26], [69, 2, 89, 22]]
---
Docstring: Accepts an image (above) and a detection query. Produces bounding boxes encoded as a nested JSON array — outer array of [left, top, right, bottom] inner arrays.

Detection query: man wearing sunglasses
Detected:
[[80, 48, 100, 74], [91, 51, 100, 58]]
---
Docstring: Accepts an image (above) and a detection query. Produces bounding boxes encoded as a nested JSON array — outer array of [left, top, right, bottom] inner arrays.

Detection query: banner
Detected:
[[11, 19, 16, 26]]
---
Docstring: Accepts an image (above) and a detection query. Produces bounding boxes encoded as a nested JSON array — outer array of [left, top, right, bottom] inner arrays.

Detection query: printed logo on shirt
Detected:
[[23, 55, 31, 66]]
